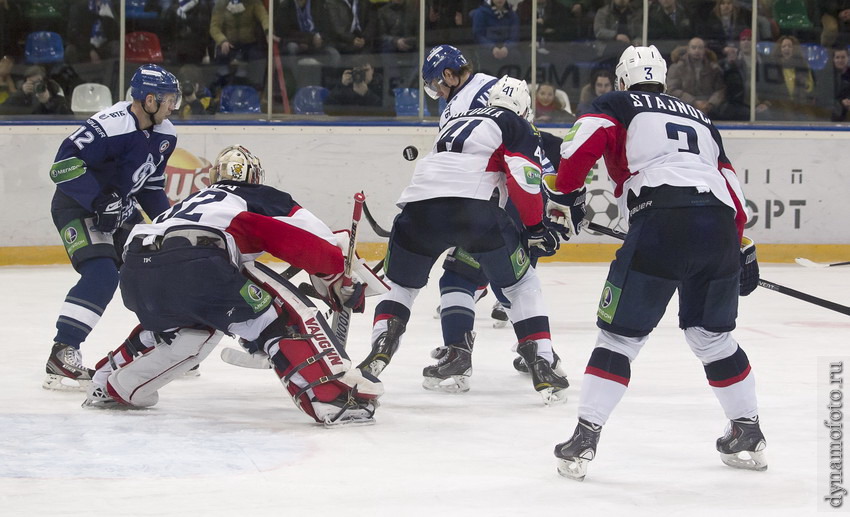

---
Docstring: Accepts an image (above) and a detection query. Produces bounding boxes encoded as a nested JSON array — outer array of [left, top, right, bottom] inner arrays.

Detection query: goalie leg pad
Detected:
[[107, 327, 223, 407]]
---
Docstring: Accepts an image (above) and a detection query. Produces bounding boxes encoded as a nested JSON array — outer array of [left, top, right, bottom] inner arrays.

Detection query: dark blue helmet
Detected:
[[130, 64, 180, 106], [422, 45, 467, 99]]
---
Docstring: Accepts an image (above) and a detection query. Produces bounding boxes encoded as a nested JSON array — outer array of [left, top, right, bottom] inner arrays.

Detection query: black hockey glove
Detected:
[[91, 191, 124, 234], [543, 176, 587, 241], [739, 236, 759, 296], [525, 223, 560, 259]]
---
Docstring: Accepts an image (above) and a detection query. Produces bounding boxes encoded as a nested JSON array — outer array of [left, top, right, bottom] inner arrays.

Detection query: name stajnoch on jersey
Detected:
[[399, 106, 545, 228], [49, 100, 177, 221], [557, 90, 748, 236]]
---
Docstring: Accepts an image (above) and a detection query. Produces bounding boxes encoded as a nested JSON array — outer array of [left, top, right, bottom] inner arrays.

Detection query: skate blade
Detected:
[[556, 457, 589, 481], [720, 448, 768, 471], [493, 319, 508, 329], [422, 375, 471, 394], [539, 387, 568, 406], [42, 374, 91, 392], [322, 416, 376, 428]]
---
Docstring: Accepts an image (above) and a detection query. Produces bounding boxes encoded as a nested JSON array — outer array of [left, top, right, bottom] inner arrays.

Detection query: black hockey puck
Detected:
[[402, 145, 419, 161]]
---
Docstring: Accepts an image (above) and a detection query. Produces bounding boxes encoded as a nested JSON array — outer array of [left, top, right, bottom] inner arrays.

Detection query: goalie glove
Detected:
[[310, 271, 367, 313], [524, 223, 560, 258], [91, 191, 124, 234], [543, 175, 587, 241], [739, 236, 759, 296]]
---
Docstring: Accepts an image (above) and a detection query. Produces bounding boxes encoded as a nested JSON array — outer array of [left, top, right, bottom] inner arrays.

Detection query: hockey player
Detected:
[[45, 64, 181, 391], [357, 76, 568, 405], [82, 145, 385, 426], [417, 44, 568, 394], [550, 45, 765, 481]]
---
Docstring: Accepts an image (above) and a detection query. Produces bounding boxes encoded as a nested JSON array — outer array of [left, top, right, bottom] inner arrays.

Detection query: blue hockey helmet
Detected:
[[130, 64, 181, 108], [422, 45, 467, 99]]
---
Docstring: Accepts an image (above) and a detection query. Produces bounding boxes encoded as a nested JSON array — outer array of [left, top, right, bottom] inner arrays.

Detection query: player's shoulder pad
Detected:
[[153, 118, 177, 137], [89, 101, 137, 137]]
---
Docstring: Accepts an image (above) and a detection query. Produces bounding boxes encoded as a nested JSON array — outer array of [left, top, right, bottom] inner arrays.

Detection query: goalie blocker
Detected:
[[85, 262, 385, 426]]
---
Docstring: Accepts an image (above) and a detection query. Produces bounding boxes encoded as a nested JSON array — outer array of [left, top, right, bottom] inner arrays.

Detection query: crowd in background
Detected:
[[0, 0, 848, 122]]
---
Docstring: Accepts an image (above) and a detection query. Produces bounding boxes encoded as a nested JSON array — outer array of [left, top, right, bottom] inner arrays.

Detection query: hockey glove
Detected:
[[525, 223, 560, 259], [310, 272, 367, 313], [739, 236, 759, 296], [91, 191, 124, 234], [543, 176, 587, 241]]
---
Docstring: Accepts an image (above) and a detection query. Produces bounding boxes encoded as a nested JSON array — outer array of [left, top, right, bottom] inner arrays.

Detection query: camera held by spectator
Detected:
[[351, 66, 367, 85]]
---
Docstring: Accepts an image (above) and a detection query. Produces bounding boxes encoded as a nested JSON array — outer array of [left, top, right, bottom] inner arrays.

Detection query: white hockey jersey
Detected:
[[557, 90, 749, 236], [398, 107, 545, 227], [439, 73, 498, 129]]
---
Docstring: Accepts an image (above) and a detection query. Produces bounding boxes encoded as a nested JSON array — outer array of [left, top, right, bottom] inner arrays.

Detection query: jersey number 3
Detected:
[[665, 122, 699, 155]]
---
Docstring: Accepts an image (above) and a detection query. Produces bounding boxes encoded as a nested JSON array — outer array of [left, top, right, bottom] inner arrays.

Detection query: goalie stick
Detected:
[[331, 192, 366, 348], [794, 258, 850, 269], [586, 222, 850, 317]]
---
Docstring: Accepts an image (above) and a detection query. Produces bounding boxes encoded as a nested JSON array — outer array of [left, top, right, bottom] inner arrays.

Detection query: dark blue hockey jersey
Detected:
[[49, 101, 177, 221]]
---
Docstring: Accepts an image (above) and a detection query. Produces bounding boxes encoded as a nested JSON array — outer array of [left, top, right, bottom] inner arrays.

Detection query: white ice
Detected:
[[2, 262, 849, 516]]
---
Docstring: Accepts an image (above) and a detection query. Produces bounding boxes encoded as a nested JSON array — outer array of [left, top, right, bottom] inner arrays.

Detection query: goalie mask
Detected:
[[210, 145, 265, 185], [615, 45, 667, 91], [487, 75, 531, 121]]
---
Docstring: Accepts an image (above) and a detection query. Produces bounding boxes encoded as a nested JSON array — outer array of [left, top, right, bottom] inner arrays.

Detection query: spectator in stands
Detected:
[[760, 35, 817, 120], [695, 0, 753, 57], [275, 0, 340, 65], [648, 0, 693, 59], [178, 64, 214, 117], [715, 28, 768, 121], [830, 46, 850, 120], [594, 0, 643, 63], [667, 36, 726, 116], [325, 55, 388, 115], [0, 65, 71, 115], [377, 0, 418, 53], [325, 0, 375, 54], [162, 0, 214, 65], [65, 0, 119, 64], [821, 0, 850, 47], [209, 0, 270, 88], [575, 68, 615, 116], [425, 0, 476, 46], [533, 82, 575, 123], [0, 55, 17, 104], [516, 0, 572, 50], [471, 0, 520, 73]]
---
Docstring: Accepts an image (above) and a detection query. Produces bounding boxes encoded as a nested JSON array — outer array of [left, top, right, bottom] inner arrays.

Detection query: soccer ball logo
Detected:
[[585, 188, 626, 234]]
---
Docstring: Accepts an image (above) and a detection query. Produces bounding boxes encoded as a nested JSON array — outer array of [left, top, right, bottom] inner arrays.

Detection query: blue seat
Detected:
[[292, 86, 329, 115], [756, 41, 774, 58], [126, 0, 158, 19], [801, 43, 829, 70], [25, 31, 64, 64], [219, 85, 261, 114], [393, 87, 430, 116]]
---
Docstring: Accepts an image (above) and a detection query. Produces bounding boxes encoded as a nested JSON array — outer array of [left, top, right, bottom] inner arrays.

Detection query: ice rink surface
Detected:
[[2, 261, 849, 516]]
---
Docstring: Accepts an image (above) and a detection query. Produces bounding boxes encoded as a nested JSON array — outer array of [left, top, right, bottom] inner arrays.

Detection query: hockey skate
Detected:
[[513, 350, 566, 377], [81, 384, 121, 409], [313, 388, 378, 428], [554, 418, 602, 481], [422, 331, 474, 393], [357, 316, 406, 377], [516, 341, 569, 405], [43, 342, 94, 392], [716, 416, 768, 471], [491, 301, 509, 328]]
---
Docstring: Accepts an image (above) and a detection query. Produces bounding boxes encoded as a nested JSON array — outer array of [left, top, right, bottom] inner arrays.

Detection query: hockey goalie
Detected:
[[82, 145, 388, 427]]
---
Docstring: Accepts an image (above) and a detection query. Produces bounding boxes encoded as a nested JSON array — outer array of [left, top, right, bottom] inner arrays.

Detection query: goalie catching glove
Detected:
[[739, 236, 759, 296], [543, 174, 587, 241]]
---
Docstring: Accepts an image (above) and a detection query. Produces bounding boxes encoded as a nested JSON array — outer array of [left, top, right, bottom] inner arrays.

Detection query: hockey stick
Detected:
[[585, 222, 850, 317], [331, 192, 366, 348], [361, 198, 392, 238], [794, 257, 850, 269]]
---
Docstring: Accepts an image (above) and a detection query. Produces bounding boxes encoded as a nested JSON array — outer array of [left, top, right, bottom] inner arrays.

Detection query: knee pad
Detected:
[[684, 327, 738, 364], [107, 327, 223, 407], [595, 329, 647, 362], [245, 263, 384, 423]]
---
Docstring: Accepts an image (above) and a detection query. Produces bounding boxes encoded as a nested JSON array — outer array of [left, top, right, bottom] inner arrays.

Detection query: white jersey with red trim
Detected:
[[126, 181, 344, 275], [439, 73, 498, 130], [397, 106, 544, 227], [556, 90, 748, 234]]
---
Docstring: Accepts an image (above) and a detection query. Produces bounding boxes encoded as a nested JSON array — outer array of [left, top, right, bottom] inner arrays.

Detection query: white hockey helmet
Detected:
[[615, 45, 667, 91], [210, 145, 265, 185], [487, 75, 531, 121]]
